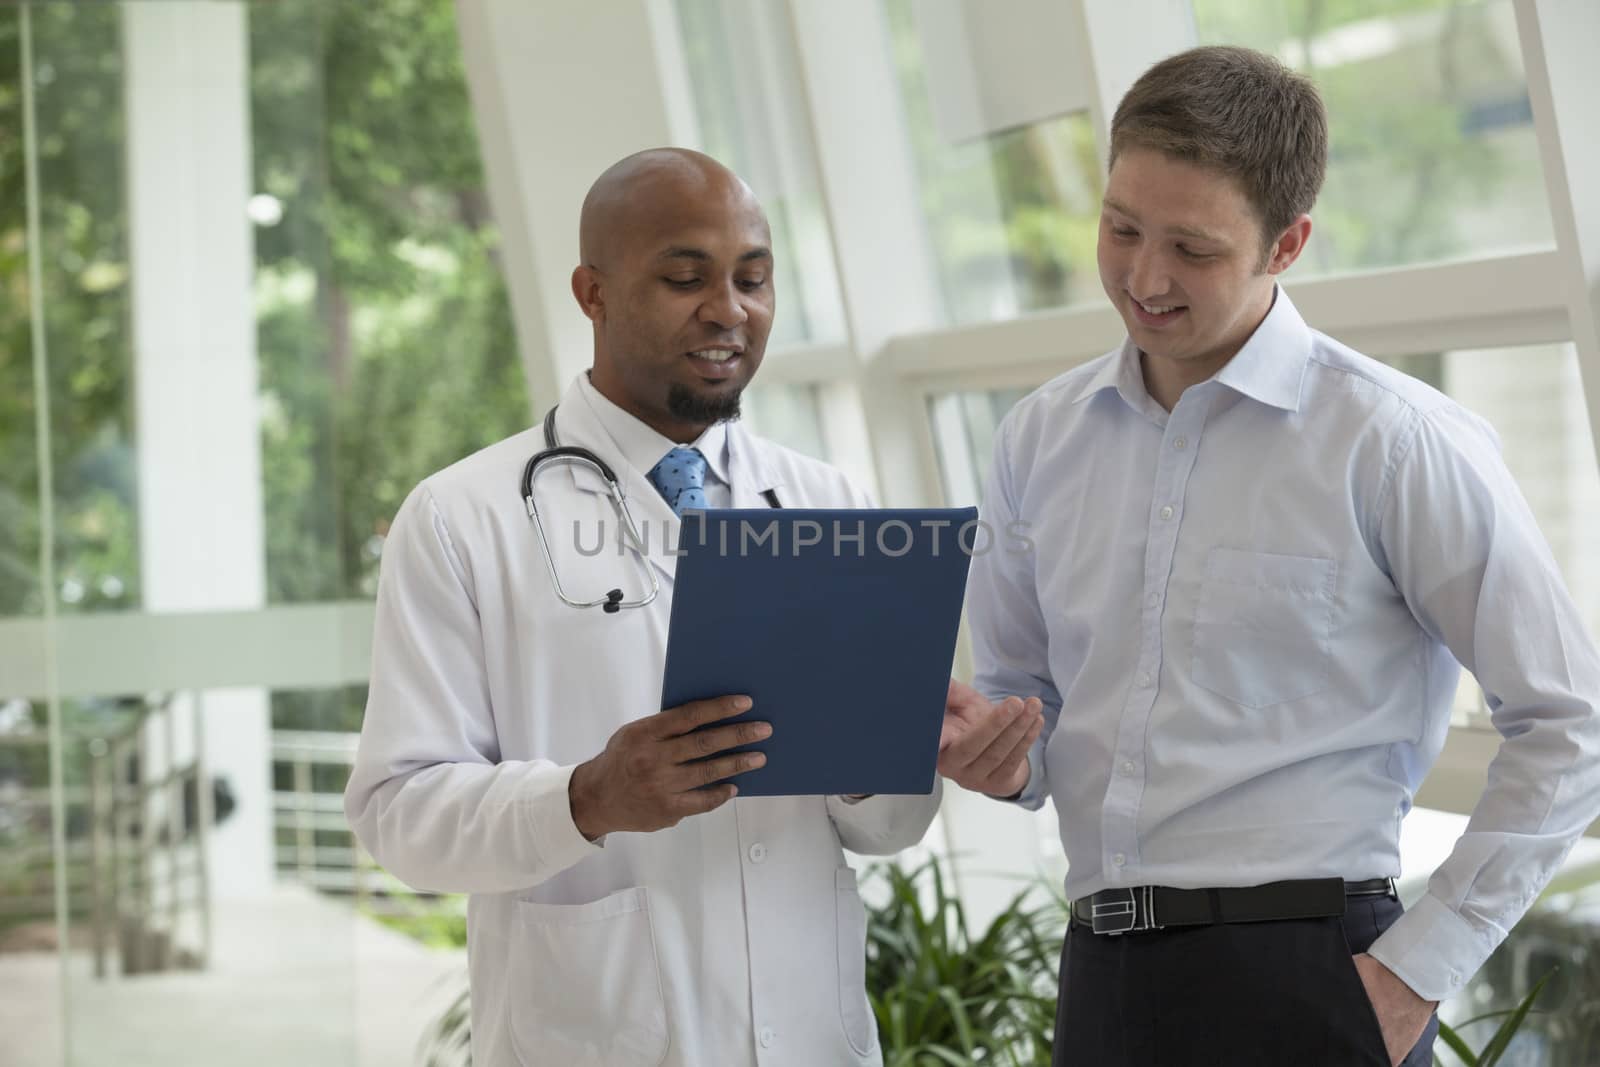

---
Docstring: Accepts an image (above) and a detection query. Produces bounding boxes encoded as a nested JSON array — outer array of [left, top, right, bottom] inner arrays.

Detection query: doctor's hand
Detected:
[[568, 696, 770, 841], [938, 679, 1043, 799]]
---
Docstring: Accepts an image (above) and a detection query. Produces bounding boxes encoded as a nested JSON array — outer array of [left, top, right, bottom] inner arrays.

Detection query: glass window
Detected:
[[1388, 343, 1600, 725], [1406, 806, 1600, 1062], [0, 696, 60, 1061], [0, 9, 41, 618], [740, 383, 827, 462], [928, 386, 1034, 505], [671, 0, 848, 349], [881, 0, 1104, 327], [0, 3, 139, 617], [0, 687, 366, 1064], [2, 1, 519, 1061], [251, 0, 530, 602], [1193, 0, 1556, 275]]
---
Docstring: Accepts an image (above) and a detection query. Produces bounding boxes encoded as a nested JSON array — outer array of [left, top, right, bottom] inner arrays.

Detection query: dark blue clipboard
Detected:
[[660, 508, 977, 796]]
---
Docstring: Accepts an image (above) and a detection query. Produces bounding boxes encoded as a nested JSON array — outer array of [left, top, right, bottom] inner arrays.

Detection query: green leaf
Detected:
[[1478, 969, 1555, 1066], [1434, 1020, 1479, 1065]]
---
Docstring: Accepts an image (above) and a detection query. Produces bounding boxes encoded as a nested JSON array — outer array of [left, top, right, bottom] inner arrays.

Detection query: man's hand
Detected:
[[938, 679, 1044, 798], [568, 696, 770, 840], [1352, 953, 1438, 1066]]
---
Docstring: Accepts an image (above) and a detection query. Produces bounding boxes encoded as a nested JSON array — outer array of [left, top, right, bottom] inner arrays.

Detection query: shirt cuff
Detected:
[[997, 741, 1048, 810], [531, 763, 607, 866], [1365, 891, 1498, 1003]]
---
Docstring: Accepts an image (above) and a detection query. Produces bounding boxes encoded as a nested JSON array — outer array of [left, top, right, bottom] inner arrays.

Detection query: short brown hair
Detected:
[[1110, 46, 1327, 252]]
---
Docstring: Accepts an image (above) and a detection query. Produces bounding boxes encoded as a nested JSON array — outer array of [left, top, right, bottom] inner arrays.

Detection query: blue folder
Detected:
[[660, 507, 977, 796]]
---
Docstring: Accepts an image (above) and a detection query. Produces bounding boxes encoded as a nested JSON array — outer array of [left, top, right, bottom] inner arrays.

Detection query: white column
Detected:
[[1073, 0, 1199, 167], [1515, 0, 1600, 476], [125, 1, 272, 898], [784, 0, 945, 508], [454, 0, 690, 414]]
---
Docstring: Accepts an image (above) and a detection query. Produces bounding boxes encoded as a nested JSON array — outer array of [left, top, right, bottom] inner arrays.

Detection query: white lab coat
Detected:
[[345, 376, 941, 1066]]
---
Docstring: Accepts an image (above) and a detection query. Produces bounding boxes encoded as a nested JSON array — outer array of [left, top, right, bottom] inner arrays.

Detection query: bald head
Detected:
[[571, 148, 777, 444], [579, 147, 767, 271]]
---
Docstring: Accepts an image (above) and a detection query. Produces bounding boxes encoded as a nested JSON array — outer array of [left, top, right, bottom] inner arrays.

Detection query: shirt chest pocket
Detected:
[[1191, 548, 1338, 709]]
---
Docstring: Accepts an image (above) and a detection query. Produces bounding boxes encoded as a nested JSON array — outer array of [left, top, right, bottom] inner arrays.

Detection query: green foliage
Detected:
[[1435, 968, 1554, 1066], [248, 0, 531, 731], [1461, 902, 1600, 1066], [0, 0, 532, 647], [420, 986, 472, 1067], [0, 4, 139, 618], [866, 859, 1064, 1067], [1192, 0, 1535, 276], [248, 0, 530, 614], [368, 876, 468, 952]]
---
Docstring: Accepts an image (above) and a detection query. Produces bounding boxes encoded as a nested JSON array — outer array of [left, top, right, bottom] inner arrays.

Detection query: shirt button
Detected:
[[748, 843, 767, 864], [1138, 672, 1153, 687], [1120, 760, 1136, 776], [1450, 972, 1463, 987], [1145, 592, 1159, 608], [1113, 853, 1127, 867], [759, 1026, 775, 1047], [1173, 436, 1187, 451], [1159, 505, 1174, 521]]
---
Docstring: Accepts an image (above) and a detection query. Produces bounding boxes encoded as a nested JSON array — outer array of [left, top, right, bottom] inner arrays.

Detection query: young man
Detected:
[[954, 46, 1600, 1066], [345, 149, 1030, 1065]]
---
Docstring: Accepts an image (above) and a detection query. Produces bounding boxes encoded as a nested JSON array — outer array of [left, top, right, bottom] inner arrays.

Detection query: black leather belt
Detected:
[[1070, 877, 1396, 936]]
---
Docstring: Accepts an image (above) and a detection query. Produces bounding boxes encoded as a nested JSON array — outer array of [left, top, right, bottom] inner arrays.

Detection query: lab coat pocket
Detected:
[[1191, 548, 1337, 709], [836, 867, 879, 1056], [507, 886, 669, 1067]]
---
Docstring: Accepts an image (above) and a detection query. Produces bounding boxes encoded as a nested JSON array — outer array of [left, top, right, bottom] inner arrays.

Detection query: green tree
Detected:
[[0, 4, 138, 619]]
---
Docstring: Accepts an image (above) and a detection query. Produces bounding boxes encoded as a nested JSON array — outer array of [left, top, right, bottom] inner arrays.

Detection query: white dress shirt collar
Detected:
[[1210, 286, 1314, 413], [576, 372, 730, 487], [1068, 286, 1315, 418]]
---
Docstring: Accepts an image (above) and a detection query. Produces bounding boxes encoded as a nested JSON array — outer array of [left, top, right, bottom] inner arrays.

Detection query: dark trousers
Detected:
[[1052, 893, 1440, 1066]]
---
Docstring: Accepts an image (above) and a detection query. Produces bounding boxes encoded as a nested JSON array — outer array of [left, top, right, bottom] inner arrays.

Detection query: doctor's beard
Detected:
[[667, 383, 743, 426]]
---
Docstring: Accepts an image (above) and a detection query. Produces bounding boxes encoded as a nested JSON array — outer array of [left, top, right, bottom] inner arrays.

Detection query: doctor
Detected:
[[345, 149, 998, 1066]]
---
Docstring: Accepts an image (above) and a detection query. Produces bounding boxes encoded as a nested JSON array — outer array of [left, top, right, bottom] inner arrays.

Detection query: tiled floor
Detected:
[[0, 884, 464, 1067]]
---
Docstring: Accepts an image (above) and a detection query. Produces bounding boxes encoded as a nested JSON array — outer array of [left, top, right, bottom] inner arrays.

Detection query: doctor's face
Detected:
[[582, 177, 774, 442], [1097, 147, 1306, 397]]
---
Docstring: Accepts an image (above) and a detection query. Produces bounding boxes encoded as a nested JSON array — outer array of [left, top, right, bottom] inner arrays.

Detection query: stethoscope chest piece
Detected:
[[520, 406, 660, 614]]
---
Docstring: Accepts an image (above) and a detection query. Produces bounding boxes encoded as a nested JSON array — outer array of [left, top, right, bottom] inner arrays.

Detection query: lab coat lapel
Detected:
[[727, 420, 787, 509], [553, 380, 682, 584]]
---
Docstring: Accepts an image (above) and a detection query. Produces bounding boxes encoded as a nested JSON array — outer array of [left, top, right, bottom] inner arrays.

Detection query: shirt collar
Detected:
[[575, 372, 730, 486], [1210, 286, 1312, 413], [1066, 340, 1169, 423], [1072, 285, 1312, 416]]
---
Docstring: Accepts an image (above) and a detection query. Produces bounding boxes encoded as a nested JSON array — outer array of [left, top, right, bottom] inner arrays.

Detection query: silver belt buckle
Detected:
[[1091, 888, 1138, 935], [1090, 886, 1158, 936]]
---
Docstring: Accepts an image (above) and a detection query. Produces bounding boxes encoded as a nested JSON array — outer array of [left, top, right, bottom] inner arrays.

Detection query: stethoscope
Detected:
[[520, 405, 781, 614]]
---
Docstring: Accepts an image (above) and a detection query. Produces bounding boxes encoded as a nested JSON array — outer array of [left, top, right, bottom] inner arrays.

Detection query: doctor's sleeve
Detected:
[[965, 413, 1061, 810], [827, 779, 943, 854], [343, 484, 600, 894]]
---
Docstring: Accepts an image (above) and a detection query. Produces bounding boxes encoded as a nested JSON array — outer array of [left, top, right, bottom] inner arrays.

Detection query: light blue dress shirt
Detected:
[[967, 287, 1600, 1001]]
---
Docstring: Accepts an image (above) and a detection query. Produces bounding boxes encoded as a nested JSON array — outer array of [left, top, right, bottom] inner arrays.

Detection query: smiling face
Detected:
[[573, 150, 774, 442], [1097, 147, 1309, 406]]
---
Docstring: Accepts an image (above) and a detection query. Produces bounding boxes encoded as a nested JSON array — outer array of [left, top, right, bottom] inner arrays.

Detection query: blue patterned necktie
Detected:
[[646, 446, 709, 516]]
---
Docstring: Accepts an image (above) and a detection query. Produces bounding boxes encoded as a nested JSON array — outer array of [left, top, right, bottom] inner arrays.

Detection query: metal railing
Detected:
[[270, 729, 426, 916], [0, 693, 212, 977]]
